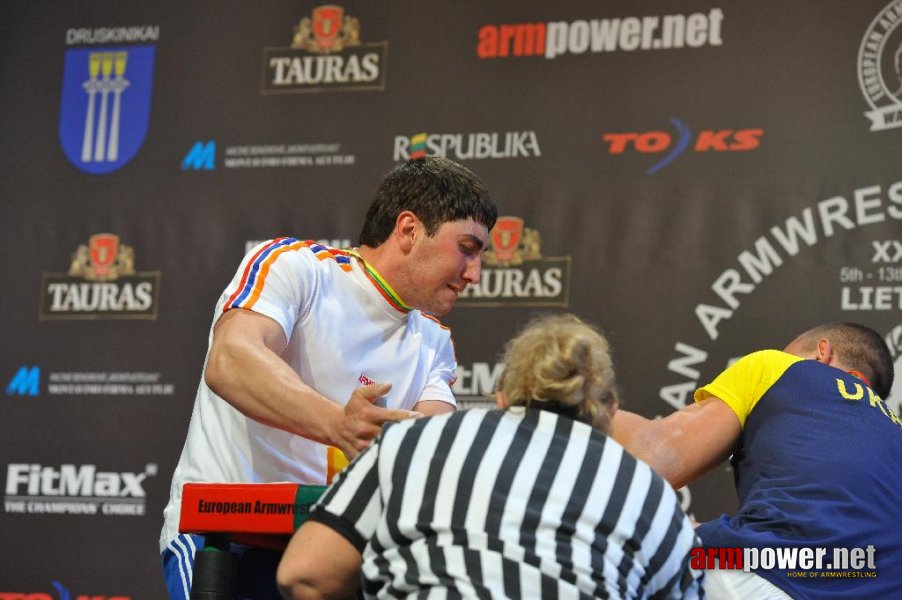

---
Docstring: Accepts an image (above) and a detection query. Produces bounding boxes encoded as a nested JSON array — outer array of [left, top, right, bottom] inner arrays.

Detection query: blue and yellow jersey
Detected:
[[694, 350, 902, 598], [695, 350, 806, 428]]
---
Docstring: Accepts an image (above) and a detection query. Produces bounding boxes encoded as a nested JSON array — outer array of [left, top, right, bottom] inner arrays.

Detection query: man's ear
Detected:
[[395, 211, 420, 252], [815, 338, 835, 364]]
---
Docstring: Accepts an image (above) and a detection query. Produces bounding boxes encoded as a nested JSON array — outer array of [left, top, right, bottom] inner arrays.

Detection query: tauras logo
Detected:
[[5, 463, 156, 498], [457, 216, 570, 307], [394, 131, 541, 162], [262, 5, 387, 94], [40, 233, 160, 320]]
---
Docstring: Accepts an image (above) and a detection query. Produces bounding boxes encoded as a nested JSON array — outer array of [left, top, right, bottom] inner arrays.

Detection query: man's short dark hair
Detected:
[[804, 322, 895, 398], [358, 156, 498, 247]]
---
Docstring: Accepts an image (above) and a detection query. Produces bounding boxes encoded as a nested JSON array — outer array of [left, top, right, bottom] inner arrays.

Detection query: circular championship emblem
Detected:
[[858, 0, 902, 131]]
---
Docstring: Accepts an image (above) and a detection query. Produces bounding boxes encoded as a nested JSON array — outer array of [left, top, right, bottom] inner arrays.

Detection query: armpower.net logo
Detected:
[[477, 8, 723, 59], [696, 545, 878, 579]]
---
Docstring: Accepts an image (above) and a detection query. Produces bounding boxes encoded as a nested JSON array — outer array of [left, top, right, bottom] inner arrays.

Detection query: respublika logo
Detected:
[[393, 131, 541, 161], [6, 366, 40, 397], [182, 140, 216, 170], [262, 5, 387, 93], [4, 463, 157, 517], [859, 0, 902, 131], [477, 8, 723, 59], [59, 26, 158, 174], [602, 118, 763, 174], [40, 233, 160, 320], [456, 216, 571, 307]]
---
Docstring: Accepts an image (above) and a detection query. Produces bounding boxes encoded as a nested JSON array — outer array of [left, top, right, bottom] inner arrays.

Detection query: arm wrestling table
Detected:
[[179, 483, 327, 599]]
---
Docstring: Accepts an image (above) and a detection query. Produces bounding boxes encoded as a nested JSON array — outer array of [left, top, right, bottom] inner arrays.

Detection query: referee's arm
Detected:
[[278, 428, 386, 599], [277, 519, 362, 600]]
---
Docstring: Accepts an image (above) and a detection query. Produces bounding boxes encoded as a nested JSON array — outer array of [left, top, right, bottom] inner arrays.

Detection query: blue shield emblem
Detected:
[[59, 45, 155, 174]]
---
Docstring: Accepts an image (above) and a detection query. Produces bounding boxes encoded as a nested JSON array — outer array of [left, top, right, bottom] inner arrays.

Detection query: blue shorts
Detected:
[[161, 533, 282, 600]]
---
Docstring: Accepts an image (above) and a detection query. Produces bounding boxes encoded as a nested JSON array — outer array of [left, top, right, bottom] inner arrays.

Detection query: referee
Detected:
[[277, 314, 703, 599]]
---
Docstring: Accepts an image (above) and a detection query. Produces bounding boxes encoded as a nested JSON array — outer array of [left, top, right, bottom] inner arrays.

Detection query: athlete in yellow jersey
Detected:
[[613, 322, 898, 599]]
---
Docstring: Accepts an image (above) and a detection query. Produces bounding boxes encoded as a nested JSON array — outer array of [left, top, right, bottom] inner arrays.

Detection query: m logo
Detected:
[[182, 141, 216, 170], [7, 366, 40, 396], [59, 46, 156, 174]]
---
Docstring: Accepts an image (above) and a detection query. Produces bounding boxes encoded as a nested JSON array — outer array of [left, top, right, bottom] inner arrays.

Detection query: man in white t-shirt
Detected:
[[160, 156, 498, 599]]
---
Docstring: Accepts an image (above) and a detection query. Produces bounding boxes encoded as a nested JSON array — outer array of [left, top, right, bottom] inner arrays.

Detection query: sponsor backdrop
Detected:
[[2, 0, 901, 596]]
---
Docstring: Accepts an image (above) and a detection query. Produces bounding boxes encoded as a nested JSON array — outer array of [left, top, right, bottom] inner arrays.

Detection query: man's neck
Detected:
[[354, 244, 387, 272], [354, 245, 406, 301]]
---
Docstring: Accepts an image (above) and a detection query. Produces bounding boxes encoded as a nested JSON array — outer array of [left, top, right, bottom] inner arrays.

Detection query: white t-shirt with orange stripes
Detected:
[[160, 239, 457, 552]]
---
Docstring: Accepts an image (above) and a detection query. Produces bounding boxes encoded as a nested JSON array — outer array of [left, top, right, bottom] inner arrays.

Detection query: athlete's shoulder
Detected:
[[301, 241, 355, 272], [244, 238, 353, 271], [736, 349, 805, 371], [411, 311, 455, 348], [415, 311, 452, 334], [221, 238, 354, 312]]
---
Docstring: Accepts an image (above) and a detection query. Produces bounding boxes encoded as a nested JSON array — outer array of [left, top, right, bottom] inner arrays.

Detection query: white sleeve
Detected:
[[419, 330, 458, 407], [215, 238, 316, 340]]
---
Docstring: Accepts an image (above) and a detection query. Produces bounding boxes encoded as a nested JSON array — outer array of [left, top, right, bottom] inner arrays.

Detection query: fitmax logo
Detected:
[[603, 118, 763, 174], [6, 366, 39, 397], [182, 141, 215, 170]]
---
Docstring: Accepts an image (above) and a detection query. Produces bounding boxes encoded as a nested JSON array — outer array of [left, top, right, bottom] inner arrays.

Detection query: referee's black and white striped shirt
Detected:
[[310, 407, 704, 599]]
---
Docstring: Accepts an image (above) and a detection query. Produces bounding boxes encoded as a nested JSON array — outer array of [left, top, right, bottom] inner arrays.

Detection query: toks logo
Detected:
[[263, 5, 387, 93], [40, 234, 160, 319], [603, 118, 763, 174]]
